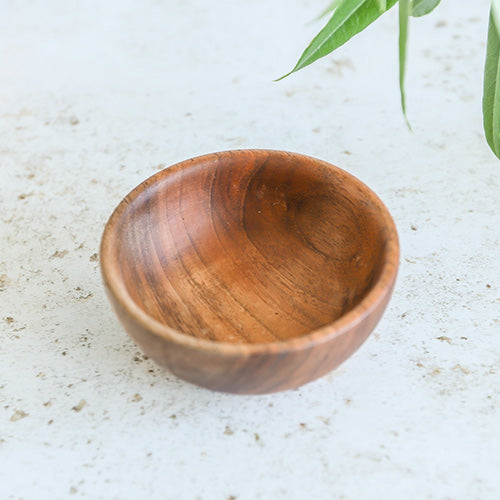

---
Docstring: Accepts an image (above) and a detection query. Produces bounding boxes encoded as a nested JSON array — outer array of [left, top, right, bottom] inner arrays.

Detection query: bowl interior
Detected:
[[108, 152, 392, 344]]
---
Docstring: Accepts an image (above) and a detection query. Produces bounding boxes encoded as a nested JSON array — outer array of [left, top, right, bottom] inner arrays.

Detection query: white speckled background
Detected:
[[1, 1, 499, 499]]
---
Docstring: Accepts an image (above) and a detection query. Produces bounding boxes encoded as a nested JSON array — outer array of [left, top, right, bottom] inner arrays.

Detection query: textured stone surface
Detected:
[[1, 1, 499, 498]]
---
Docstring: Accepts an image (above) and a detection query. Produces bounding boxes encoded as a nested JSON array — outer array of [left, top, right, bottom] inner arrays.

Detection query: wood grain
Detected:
[[101, 150, 399, 394]]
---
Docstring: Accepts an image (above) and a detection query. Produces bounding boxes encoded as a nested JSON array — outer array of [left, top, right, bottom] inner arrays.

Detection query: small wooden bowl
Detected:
[[101, 150, 399, 394]]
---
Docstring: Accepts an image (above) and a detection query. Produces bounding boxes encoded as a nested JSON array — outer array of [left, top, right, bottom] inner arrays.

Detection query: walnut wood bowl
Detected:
[[100, 150, 399, 394]]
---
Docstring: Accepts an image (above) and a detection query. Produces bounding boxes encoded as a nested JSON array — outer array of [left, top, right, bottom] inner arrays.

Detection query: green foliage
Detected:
[[483, 2, 500, 159], [277, 0, 398, 81], [280, 0, 500, 160], [399, 0, 411, 128]]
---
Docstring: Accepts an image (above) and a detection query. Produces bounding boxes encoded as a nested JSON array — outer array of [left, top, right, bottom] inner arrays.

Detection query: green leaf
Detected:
[[483, 2, 500, 159], [399, 0, 411, 129], [410, 0, 441, 17], [278, 0, 398, 80]]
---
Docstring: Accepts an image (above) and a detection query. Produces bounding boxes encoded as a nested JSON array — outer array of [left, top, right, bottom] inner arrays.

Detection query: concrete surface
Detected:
[[1, 1, 499, 498]]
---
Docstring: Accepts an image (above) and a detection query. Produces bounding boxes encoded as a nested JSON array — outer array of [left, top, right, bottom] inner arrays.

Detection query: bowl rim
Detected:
[[100, 149, 399, 355]]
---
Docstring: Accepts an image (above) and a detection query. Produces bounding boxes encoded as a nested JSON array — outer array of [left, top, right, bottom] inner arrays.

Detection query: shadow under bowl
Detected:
[[100, 150, 399, 394]]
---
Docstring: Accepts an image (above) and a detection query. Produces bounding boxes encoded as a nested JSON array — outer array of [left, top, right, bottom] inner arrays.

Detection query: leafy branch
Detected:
[[280, 0, 500, 160]]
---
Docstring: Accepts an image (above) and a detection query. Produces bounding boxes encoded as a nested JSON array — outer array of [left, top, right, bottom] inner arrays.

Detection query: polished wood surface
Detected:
[[101, 150, 399, 394]]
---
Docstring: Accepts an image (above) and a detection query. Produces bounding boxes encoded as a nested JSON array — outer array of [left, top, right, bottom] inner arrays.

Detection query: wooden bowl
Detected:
[[100, 150, 399, 394]]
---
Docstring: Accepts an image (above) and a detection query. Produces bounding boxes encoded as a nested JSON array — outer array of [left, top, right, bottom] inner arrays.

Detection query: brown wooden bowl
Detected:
[[100, 150, 399, 394]]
